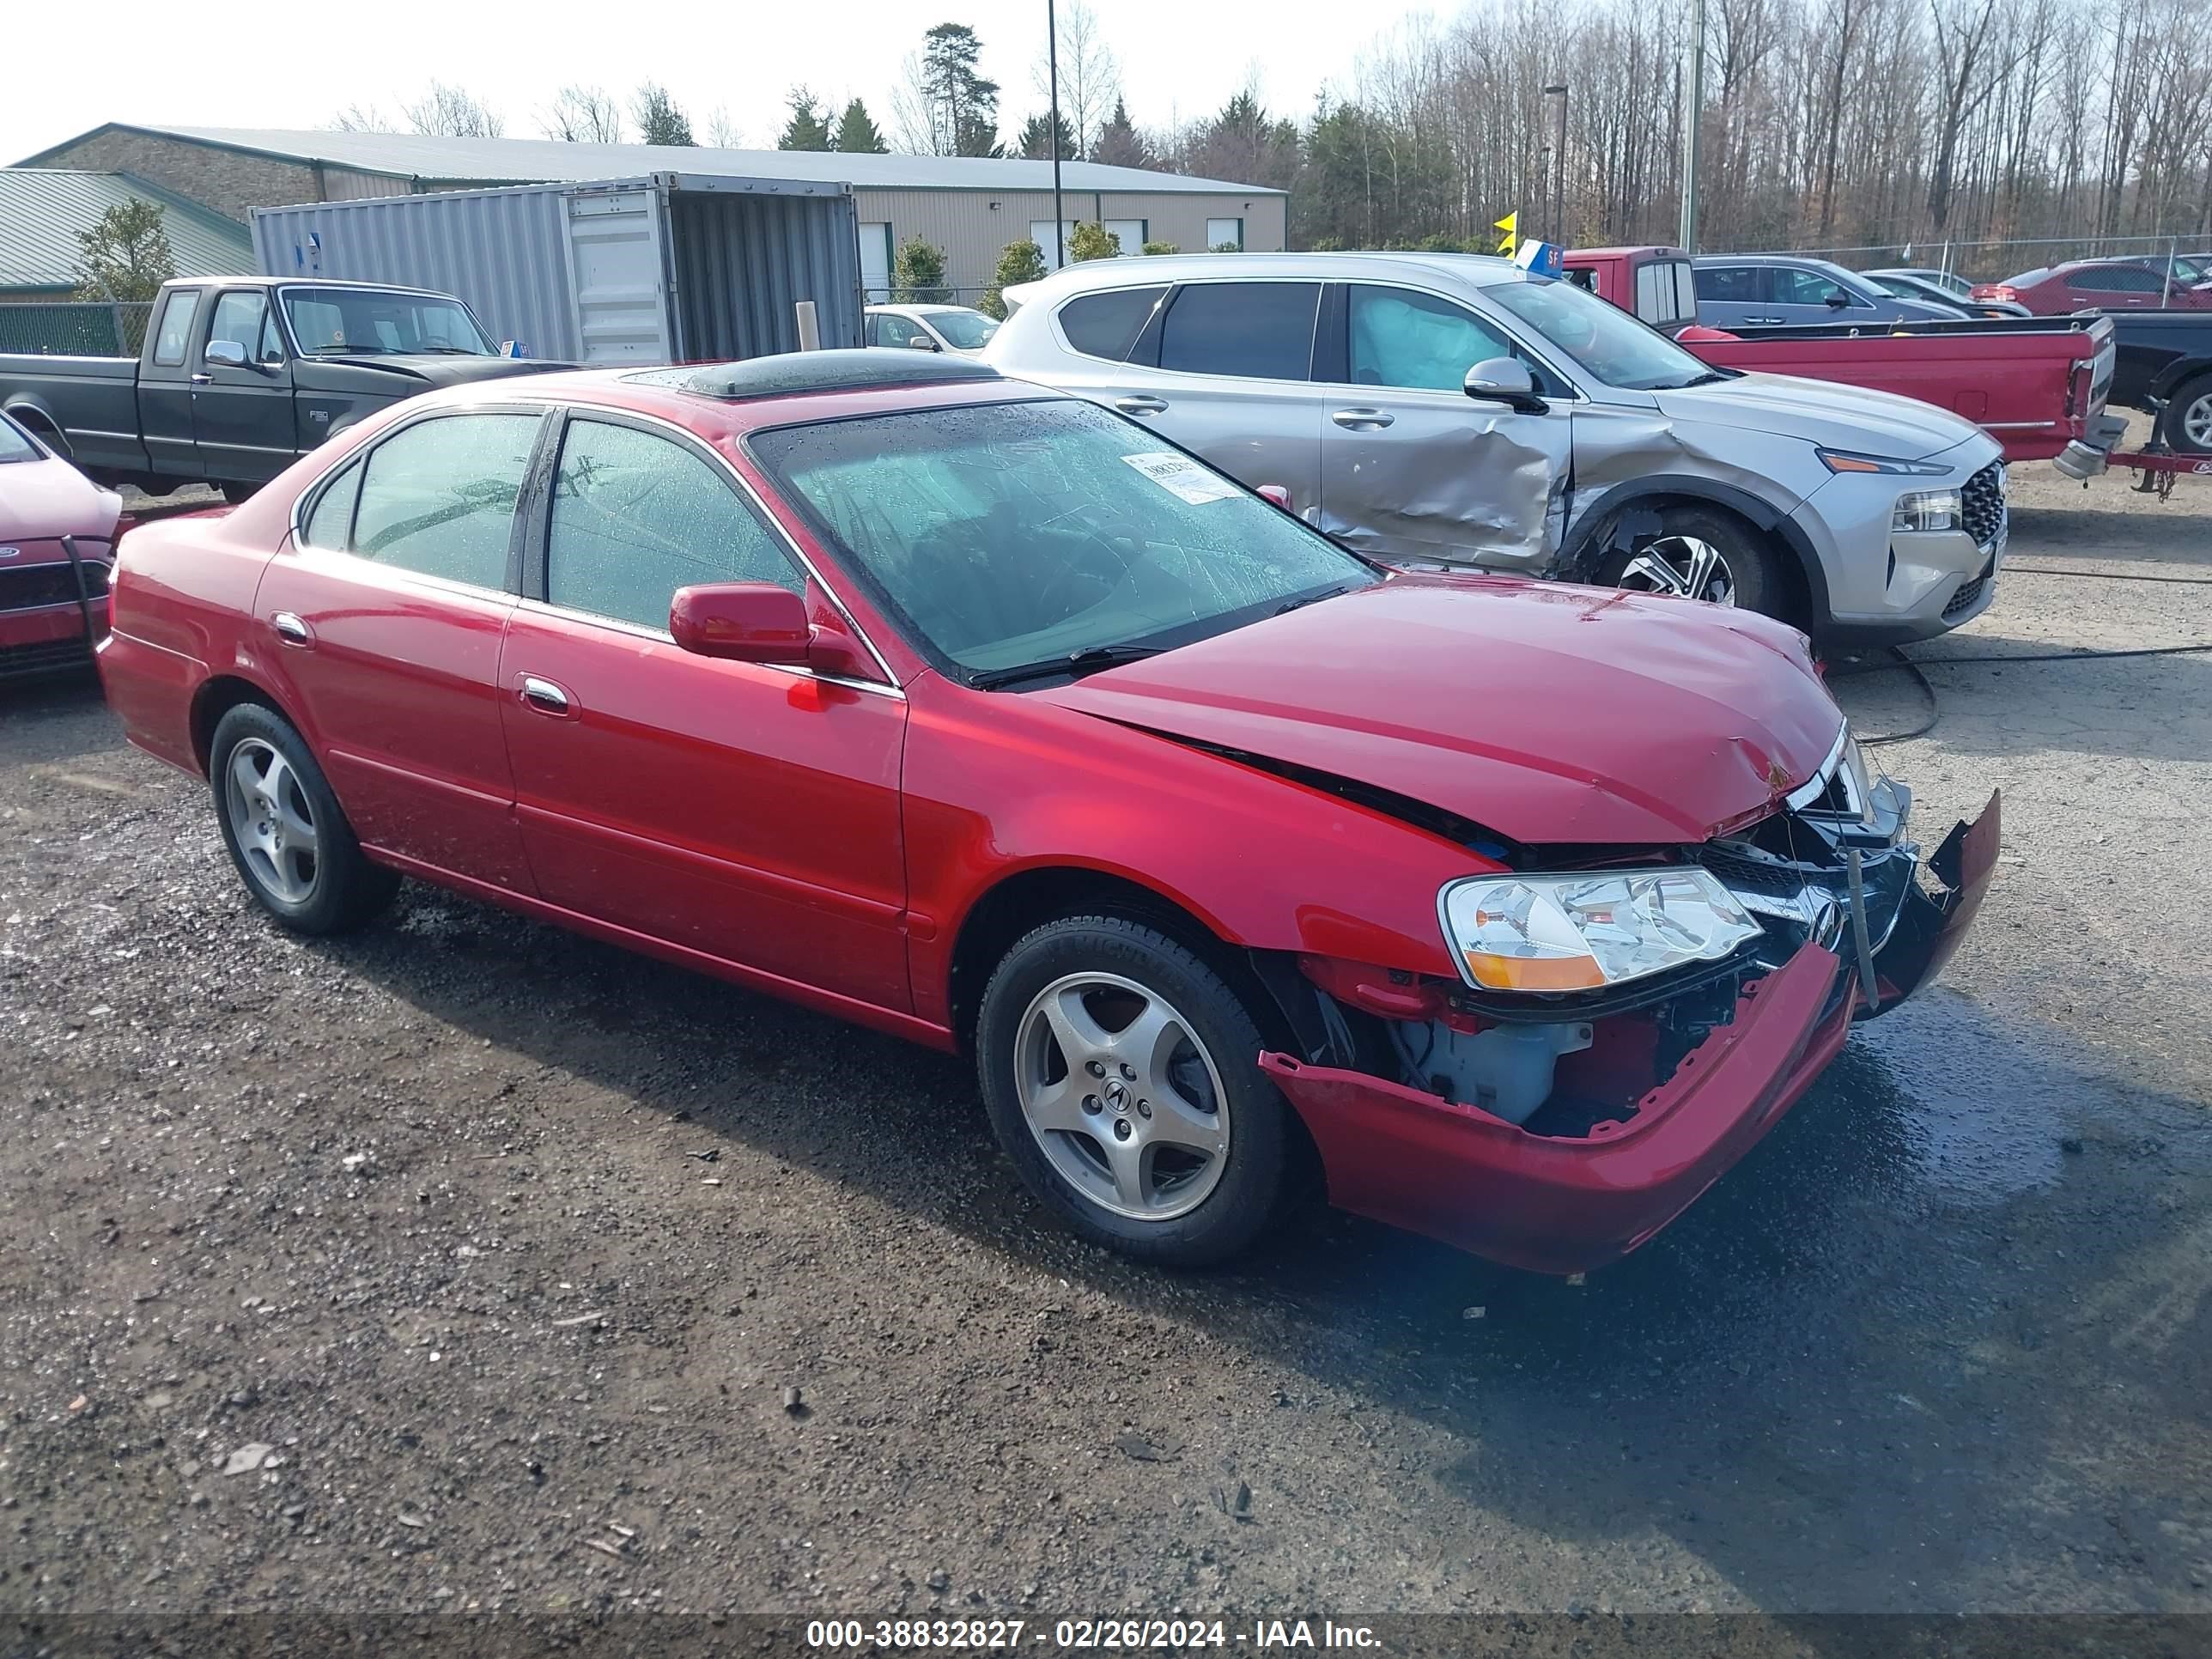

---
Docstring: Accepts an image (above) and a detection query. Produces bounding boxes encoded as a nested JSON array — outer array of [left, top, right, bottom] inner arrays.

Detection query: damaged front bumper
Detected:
[[1261, 790, 2000, 1274]]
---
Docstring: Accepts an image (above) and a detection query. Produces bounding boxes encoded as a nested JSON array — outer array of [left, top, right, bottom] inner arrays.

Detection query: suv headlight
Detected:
[[1892, 488, 1962, 533], [1441, 868, 1764, 993]]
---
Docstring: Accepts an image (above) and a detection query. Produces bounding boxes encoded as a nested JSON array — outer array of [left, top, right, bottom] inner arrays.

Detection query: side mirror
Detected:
[[670, 581, 812, 665], [1825, 291, 1851, 309], [204, 339, 249, 368], [908, 335, 939, 351], [1255, 483, 1293, 510], [1462, 357, 1546, 414]]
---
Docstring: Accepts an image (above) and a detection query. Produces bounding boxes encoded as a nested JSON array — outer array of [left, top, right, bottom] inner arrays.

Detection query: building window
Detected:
[[1206, 217, 1245, 251]]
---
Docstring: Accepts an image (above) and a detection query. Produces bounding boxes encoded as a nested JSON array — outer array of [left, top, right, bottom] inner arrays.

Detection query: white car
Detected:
[[865, 304, 1000, 357]]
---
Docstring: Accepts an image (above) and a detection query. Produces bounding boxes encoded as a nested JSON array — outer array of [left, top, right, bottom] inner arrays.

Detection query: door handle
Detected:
[[1113, 395, 1169, 416], [269, 611, 313, 647], [1331, 408, 1395, 429], [189, 373, 213, 386], [517, 674, 575, 717]]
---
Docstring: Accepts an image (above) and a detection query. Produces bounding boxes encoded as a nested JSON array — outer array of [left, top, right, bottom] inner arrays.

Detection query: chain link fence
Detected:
[[0, 301, 156, 357], [1757, 233, 2205, 283]]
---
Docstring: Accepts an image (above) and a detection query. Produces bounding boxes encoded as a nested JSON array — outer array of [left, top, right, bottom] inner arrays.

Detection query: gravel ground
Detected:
[[3, 453, 2209, 1626]]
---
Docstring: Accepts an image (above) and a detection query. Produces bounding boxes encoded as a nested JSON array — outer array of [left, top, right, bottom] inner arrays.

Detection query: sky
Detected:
[[5, 0, 1450, 165]]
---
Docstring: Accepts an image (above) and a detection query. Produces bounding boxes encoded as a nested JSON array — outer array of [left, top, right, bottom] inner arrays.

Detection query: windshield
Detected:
[[0, 412, 42, 465], [282, 288, 495, 356], [927, 309, 1000, 349], [750, 398, 1375, 681], [1481, 277, 1716, 392]]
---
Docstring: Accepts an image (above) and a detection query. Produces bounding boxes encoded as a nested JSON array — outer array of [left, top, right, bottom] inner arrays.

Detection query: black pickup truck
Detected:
[[2106, 312, 2212, 453], [0, 276, 570, 498]]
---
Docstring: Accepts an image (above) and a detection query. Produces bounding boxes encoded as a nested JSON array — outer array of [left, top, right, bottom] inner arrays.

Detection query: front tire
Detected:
[[210, 703, 397, 934], [1598, 505, 1786, 624], [975, 915, 1292, 1267]]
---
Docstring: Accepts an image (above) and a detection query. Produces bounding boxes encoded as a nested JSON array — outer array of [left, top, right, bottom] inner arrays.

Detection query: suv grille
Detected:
[[1962, 462, 2005, 549], [0, 560, 109, 613]]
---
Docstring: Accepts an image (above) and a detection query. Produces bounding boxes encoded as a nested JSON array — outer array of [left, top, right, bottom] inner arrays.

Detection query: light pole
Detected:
[[1543, 83, 1568, 246], [1680, 0, 1706, 252], [1048, 0, 1066, 270]]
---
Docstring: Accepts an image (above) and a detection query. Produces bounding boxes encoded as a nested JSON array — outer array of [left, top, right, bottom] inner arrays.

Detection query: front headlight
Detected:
[[1440, 868, 1764, 993], [1892, 488, 1962, 533]]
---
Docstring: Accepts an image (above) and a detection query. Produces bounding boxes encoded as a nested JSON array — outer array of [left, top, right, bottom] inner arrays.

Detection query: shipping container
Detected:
[[250, 174, 862, 366]]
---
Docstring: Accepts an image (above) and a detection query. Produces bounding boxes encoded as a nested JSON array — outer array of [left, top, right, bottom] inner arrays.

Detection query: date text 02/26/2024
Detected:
[[804, 1618, 1382, 1649]]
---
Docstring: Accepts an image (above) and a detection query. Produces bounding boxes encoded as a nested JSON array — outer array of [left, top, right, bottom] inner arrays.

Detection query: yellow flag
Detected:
[[1494, 210, 1518, 255]]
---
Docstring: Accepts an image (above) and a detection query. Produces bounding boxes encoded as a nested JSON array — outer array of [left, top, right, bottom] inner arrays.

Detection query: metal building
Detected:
[[18, 125, 1290, 301], [250, 175, 861, 365]]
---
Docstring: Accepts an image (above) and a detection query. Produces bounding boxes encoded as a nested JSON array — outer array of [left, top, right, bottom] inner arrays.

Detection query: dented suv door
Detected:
[[1314, 282, 1574, 570]]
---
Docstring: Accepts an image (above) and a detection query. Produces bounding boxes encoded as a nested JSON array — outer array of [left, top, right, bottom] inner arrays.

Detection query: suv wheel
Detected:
[[210, 703, 398, 934], [975, 915, 1292, 1267], [1601, 506, 1783, 623]]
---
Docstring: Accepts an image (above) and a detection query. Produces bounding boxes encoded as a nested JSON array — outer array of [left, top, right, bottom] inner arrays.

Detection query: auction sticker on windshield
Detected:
[[1121, 452, 1243, 504]]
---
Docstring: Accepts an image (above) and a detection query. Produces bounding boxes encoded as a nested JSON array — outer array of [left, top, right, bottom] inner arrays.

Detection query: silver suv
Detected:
[[988, 252, 2007, 641]]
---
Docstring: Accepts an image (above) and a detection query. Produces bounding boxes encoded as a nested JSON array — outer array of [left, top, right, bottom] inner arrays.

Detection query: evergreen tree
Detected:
[[834, 99, 888, 154], [1089, 97, 1151, 168], [778, 88, 833, 150], [918, 23, 1000, 157], [979, 238, 1048, 319], [892, 236, 950, 302], [71, 200, 175, 303], [632, 82, 696, 146], [1066, 221, 1120, 262], [1018, 111, 1077, 161]]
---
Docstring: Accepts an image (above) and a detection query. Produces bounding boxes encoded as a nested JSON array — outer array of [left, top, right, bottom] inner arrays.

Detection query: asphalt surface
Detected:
[[2, 455, 2208, 1626]]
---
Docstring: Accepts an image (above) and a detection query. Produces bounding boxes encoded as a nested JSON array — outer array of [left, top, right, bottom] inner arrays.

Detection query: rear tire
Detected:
[[2158, 373, 2212, 456], [976, 915, 1292, 1267], [1598, 505, 1787, 625], [210, 703, 398, 935]]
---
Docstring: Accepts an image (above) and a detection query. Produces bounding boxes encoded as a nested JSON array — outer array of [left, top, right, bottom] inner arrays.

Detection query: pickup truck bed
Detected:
[[1678, 315, 2116, 471]]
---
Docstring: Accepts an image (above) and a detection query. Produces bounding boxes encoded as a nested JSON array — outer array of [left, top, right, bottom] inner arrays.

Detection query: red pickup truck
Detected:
[[1564, 246, 2118, 477]]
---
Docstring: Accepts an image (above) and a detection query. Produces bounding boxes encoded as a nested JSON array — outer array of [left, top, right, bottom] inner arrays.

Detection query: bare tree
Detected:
[[1030, 1, 1120, 157], [400, 82, 505, 139], [329, 103, 394, 133], [704, 106, 744, 148], [542, 85, 623, 143]]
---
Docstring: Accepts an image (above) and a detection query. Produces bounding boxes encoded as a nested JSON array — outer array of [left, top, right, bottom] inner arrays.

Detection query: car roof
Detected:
[[404, 350, 1057, 439], [1012, 249, 1540, 300], [867, 302, 986, 316]]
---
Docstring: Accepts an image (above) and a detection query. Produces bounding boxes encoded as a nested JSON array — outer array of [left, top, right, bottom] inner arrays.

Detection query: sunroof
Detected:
[[628, 349, 1004, 401]]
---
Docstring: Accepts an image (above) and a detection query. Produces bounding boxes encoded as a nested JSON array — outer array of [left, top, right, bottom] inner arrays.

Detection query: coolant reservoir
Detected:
[[1394, 1020, 1594, 1126]]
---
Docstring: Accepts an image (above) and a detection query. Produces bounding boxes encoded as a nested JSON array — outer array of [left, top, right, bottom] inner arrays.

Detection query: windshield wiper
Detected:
[[1670, 368, 1735, 388], [305, 343, 398, 355], [407, 345, 489, 355], [972, 642, 1165, 690], [1274, 583, 1352, 617]]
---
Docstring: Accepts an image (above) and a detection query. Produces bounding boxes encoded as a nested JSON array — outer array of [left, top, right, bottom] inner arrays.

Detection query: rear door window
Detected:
[[544, 417, 802, 632], [347, 413, 542, 589], [1772, 266, 1859, 307], [1055, 286, 1167, 362], [150, 289, 202, 367], [1693, 265, 1764, 303], [1158, 282, 1321, 380]]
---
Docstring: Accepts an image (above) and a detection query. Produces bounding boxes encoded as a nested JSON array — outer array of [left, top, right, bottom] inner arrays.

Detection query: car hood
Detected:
[[291, 354, 576, 388], [0, 455, 121, 543], [1035, 574, 1844, 847], [1657, 371, 1982, 459]]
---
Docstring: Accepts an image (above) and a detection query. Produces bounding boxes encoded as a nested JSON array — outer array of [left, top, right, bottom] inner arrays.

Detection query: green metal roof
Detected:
[[0, 169, 255, 292]]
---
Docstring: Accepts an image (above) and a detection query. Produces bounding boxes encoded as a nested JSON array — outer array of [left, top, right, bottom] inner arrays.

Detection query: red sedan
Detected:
[[96, 351, 1996, 1273], [0, 409, 121, 678], [1972, 258, 2212, 314]]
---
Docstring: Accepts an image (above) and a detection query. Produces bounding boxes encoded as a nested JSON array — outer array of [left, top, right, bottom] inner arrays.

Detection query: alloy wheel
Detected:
[[1617, 535, 1737, 605], [2184, 390, 2212, 452], [225, 738, 320, 904], [1013, 971, 1231, 1223]]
